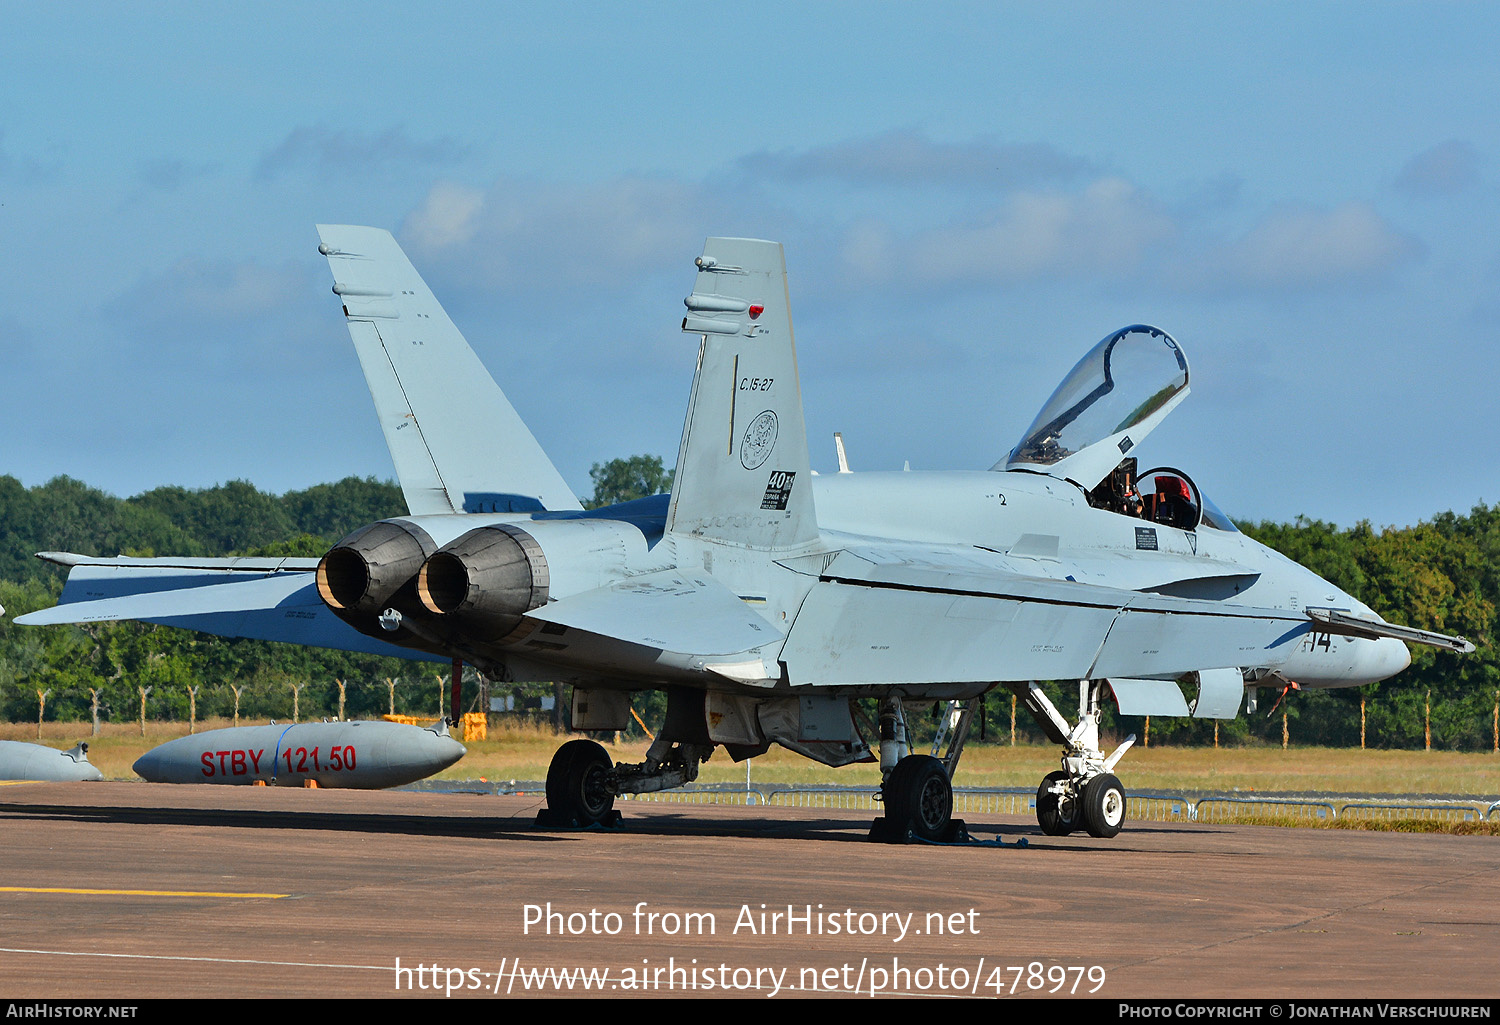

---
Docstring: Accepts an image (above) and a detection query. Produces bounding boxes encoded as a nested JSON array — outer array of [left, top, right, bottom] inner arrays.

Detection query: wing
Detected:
[[778, 545, 1308, 687]]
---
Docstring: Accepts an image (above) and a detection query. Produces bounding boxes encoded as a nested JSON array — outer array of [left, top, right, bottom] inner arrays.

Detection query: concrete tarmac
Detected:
[[0, 781, 1496, 1000]]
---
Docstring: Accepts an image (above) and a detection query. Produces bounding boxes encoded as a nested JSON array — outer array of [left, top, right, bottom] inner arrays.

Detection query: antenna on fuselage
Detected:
[[834, 432, 852, 474]]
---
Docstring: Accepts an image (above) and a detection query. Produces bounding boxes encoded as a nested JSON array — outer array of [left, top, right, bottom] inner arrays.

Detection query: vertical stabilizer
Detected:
[[316, 225, 582, 515], [666, 239, 818, 551]]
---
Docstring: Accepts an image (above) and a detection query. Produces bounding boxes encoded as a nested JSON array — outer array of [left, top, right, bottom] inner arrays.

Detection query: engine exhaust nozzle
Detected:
[[417, 524, 549, 642], [316, 520, 436, 615]]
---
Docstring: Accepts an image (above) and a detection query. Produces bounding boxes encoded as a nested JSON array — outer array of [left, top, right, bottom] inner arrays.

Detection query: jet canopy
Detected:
[[1000, 325, 1189, 492]]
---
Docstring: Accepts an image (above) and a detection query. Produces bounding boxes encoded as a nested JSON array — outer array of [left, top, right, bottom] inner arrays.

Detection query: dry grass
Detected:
[[1186, 811, 1500, 835], [14, 718, 1497, 797]]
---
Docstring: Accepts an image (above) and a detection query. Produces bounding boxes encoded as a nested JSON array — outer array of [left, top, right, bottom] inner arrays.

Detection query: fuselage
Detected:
[[366, 468, 1411, 693], [810, 470, 1410, 689]]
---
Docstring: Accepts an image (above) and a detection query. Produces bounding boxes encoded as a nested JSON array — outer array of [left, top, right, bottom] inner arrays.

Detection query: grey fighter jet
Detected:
[[19, 228, 1474, 842]]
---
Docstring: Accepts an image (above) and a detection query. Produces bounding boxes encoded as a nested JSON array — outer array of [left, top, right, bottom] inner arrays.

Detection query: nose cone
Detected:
[[1367, 637, 1412, 682]]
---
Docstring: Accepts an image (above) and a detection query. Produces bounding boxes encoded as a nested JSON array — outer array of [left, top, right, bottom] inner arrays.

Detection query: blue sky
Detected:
[[3, 2, 1496, 528]]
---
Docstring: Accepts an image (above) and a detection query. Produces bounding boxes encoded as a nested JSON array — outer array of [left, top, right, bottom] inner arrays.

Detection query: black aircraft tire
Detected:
[[1081, 772, 1127, 839], [1036, 770, 1078, 836], [546, 739, 615, 826], [883, 755, 953, 841]]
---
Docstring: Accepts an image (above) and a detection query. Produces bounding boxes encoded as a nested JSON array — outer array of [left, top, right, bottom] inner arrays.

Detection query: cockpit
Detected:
[[999, 324, 1238, 533]]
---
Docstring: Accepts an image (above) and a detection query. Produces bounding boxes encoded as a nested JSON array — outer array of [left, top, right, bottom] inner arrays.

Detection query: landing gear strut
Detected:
[[870, 696, 973, 843], [1014, 680, 1134, 839], [537, 688, 714, 829]]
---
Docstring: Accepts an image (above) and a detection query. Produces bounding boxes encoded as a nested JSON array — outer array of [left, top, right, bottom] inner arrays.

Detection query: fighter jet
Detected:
[[19, 228, 1474, 842]]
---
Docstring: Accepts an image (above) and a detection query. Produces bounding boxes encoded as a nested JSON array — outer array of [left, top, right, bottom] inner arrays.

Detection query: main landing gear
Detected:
[[537, 732, 715, 828], [537, 689, 715, 829], [543, 739, 618, 828], [870, 696, 975, 843], [1014, 680, 1134, 839]]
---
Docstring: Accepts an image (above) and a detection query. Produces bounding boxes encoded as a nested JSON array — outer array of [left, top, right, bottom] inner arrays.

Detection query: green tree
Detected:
[[280, 477, 407, 543], [584, 455, 673, 510]]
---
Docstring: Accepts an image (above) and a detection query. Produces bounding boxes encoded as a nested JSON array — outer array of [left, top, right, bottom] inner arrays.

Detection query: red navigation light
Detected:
[[748, 304, 764, 320]]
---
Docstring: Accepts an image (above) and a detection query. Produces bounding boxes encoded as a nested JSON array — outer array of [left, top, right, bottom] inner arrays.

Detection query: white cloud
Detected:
[[843, 176, 1177, 287], [740, 130, 1093, 189], [255, 125, 471, 181], [1202, 203, 1420, 290], [399, 175, 729, 292], [404, 181, 485, 251], [400, 148, 1422, 306], [105, 257, 321, 360]]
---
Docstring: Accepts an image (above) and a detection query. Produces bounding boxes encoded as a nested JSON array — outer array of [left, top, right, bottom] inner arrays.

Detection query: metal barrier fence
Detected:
[[1127, 794, 1197, 821], [620, 788, 760, 806], [602, 783, 1496, 825], [1338, 802, 1479, 823], [1193, 797, 1338, 823]]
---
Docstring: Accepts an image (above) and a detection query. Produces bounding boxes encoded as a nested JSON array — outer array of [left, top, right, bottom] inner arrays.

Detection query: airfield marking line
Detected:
[[0, 886, 289, 899], [0, 946, 385, 973], [1107, 861, 1500, 972]]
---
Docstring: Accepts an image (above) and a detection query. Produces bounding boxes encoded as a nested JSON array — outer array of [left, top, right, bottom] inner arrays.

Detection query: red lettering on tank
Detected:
[[216, 751, 231, 775], [201, 752, 214, 777], [248, 749, 262, 773], [231, 750, 247, 775]]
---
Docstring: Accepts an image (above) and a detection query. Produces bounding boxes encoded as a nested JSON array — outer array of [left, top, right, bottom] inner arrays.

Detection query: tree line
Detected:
[[0, 462, 1492, 749]]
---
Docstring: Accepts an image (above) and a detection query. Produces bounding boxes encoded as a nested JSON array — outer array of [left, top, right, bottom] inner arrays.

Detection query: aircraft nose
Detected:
[[1369, 637, 1411, 681]]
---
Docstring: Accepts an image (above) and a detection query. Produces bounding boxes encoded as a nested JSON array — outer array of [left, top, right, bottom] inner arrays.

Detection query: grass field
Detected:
[[7, 718, 1499, 796]]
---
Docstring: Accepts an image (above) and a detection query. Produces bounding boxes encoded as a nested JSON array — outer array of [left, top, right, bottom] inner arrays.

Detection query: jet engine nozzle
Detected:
[[417, 524, 549, 641], [316, 520, 437, 615]]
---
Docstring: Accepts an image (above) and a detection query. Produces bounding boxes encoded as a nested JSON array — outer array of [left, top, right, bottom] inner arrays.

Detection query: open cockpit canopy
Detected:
[[999, 325, 1189, 492]]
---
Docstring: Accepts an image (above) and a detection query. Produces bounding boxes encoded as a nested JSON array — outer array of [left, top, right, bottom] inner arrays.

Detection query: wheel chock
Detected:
[[535, 808, 624, 829]]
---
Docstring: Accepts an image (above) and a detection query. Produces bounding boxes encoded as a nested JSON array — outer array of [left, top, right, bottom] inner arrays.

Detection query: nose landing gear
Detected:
[[1013, 680, 1134, 839]]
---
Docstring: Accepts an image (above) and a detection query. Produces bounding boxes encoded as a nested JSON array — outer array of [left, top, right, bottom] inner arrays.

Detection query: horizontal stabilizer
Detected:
[[37, 552, 319, 573], [16, 573, 439, 662], [17, 573, 317, 625], [1307, 608, 1476, 654], [525, 569, 780, 657]]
